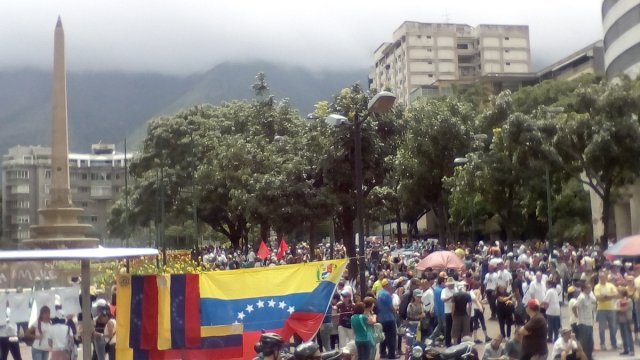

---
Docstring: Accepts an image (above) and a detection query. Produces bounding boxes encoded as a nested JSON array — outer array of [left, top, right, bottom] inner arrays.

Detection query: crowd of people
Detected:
[[249, 237, 637, 360]]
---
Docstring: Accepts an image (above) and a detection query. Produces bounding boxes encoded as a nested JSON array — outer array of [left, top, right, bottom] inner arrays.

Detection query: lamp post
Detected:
[[327, 91, 396, 299], [453, 157, 474, 242]]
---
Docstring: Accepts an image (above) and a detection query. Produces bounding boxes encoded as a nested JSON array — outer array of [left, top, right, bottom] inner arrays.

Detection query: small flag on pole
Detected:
[[257, 240, 270, 260], [276, 239, 289, 261]]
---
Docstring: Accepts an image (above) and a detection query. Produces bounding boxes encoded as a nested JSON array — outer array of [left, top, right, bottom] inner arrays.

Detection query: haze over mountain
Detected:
[[0, 61, 367, 155]]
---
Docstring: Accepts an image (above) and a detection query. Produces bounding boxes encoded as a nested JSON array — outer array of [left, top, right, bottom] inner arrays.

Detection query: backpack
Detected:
[[23, 326, 36, 346]]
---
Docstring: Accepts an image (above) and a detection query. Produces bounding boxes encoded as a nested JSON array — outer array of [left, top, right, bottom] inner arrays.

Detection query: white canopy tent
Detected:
[[0, 247, 159, 360]]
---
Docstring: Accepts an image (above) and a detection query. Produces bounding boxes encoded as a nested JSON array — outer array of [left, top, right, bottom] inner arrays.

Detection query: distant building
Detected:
[[1, 144, 132, 247], [603, 0, 640, 79], [371, 21, 531, 105], [538, 40, 605, 81]]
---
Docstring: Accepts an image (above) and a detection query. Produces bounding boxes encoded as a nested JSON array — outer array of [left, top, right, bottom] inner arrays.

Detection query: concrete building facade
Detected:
[[603, 0, 640, 79], [371, 21, 531, 105], [2, 144, 132, 247]]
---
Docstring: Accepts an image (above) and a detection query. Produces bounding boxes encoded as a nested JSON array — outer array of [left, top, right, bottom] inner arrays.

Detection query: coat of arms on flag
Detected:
[[116, 259, 347, 360]]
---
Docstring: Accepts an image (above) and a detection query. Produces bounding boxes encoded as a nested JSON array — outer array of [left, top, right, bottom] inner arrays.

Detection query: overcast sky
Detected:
[[0, 0, 603, 75]]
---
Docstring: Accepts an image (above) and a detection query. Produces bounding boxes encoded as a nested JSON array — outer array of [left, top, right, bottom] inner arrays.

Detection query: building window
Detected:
[[79, 187, 89, 193], [44, 184, 51, 194], [427, 48, 432, 52], [428, 61, 433, 65], [44, 170, 51, 179], [506, 62, 511, 66], [23, 156, 33, 164], [417, 35, 421, 39], [505, 49, 510, 53], [80, 160, 87, 167], [428, 74, 434, 78], [427, 35, 432, 39], [13, 184, 29, 194], [505, 37, 510, 40], [81, 201, 89, 207], [16, 170, 29, 179], [90, 216, 98, 223], [17, 200, 29, 209], [457, 43, 469, 50], [81, 173, 88, 180], [17, 230, 30, 240], [16, 215, 30, 224], [114, 186, 120, 193]]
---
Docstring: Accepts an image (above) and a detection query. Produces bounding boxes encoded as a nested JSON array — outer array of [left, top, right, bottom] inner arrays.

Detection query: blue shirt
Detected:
[[377, 289, 395, 323], [434, 286, 444, 317]]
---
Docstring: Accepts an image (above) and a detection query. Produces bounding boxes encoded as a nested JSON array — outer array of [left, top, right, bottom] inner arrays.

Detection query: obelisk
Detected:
[[23, 17, 98, 249], [50, 16, 72, 208]]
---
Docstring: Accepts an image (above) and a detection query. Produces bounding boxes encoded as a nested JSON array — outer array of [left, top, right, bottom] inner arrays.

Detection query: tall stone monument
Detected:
[[23, 17, 98, 249]]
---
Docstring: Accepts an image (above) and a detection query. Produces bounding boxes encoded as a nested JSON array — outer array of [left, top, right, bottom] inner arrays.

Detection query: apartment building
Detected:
[[603, 0, 640, 79], [1, 144, 132, 247], [371, 21, 531, 105]]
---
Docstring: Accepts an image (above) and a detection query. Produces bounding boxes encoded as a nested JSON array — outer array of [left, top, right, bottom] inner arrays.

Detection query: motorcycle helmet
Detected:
[[255, 332, 284, 356], [293, 341, 319, 360]]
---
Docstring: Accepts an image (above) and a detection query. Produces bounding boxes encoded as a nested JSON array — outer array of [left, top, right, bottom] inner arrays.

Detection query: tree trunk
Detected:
[[260, 223, 270, 243], [395, 209, 403, 247], [339, 208, 357, 280], [505, 225, 514, 253], [309, 221, 316, 253], [601, 186, 612, 251]]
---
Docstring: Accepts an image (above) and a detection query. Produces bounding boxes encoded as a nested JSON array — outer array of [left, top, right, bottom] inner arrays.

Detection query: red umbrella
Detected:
[[604, 235, 640, 258], [416, 250, 465, 271]]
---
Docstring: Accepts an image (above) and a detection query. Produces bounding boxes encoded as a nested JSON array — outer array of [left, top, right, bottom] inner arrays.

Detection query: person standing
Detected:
[[451, 283, 472, 345], [1, 309, 21, 360], [351, 301, 375, 360], [31, 306, 51, 360], [496, 284, 515, 339], [618, 288, 635, 356], [524, 272, 546, 304], [484, 267, 499, 320], [319, 294, 340, 351], [428, 275, 445, 344], [377, 279, 398, 359], [594, 270, 618, 350], [406, 289, 425, 349], [575, 282, 596, 360], [471, 282, 490, 344], [336, 291, 355, 348], [441, 277, 455, 347], [518, 299, 548, 360], [543, 280, 561, 342], [49, 310, 74, 360]]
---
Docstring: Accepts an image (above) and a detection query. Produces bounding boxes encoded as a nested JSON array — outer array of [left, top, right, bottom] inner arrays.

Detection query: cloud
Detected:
[[0, 0, 603, 75]]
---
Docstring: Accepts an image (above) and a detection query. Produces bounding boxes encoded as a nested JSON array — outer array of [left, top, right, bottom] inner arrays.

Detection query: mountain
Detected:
[[0, 62, 367, 155]]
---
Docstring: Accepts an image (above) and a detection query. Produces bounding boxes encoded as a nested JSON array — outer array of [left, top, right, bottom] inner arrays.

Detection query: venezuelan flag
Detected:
[[116, 259, 346, 360]]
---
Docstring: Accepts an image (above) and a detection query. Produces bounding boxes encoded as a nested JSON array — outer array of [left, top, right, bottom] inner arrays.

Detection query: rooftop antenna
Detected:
[[444, 9, 451, 23]]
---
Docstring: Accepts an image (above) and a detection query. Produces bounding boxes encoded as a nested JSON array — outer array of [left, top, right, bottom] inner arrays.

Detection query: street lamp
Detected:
[[327, 90, 396, 299]]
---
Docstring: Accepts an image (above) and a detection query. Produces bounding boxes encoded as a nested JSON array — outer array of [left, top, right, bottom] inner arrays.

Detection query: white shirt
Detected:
[[470, 291, 479, 311], [49, 323, 71, 351], [544, 288, 561, 316], [525, 280, 546, 303], [575, 292, 597, 326], [484, 273, 498, 291], [32, 322, 52, 351], [441, 287, 454, 314], [497, 270, 512, 289], [550, 337, 578, 359], [422, 288, 434, 313]]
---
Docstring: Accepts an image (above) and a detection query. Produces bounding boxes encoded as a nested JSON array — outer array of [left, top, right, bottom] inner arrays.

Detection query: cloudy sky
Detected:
[[1, 0, 603, 75]]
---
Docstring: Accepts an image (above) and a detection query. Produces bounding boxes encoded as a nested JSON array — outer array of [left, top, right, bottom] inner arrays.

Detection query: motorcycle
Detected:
[[420, 339, 478, 360]]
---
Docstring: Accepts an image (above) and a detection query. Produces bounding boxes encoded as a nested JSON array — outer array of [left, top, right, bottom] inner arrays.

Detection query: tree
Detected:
[[396, 96, 475, 244], [553, 77, 640, 250]]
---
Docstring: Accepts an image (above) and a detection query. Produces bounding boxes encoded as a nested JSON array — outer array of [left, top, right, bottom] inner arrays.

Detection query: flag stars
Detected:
[[256, 300, 265, 308], [246, 304, 254, 313], [237, 311, 245, 320], [279, 301, 286, 309], [268, 299, 276, 308], [287, 306, 295, 314]]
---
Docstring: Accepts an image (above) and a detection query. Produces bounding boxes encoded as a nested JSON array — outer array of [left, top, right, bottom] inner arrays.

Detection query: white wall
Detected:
[[438, 62, 456, 73], [408, 35, 434, 46], [482, 37, 500, 47], [505, 37, 528, 48], [504, 50, 528, 61], [483, 50, 501, 60], [438, 49, 455, 59], [409, 62, 436, 72]]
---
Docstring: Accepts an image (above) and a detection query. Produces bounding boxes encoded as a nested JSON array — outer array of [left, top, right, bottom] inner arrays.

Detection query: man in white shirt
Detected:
[[524, 272, 546, 303], [441, 278, 455, 347], [575, 282, 596, 360], [484, 268, 499, 320], [550, 328, 578, 360], [496, 261, 512, 292]]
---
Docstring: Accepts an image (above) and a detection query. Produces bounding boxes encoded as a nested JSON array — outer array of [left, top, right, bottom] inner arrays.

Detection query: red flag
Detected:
[[276, 239, 289, 260], [257, 240, 270, 260]]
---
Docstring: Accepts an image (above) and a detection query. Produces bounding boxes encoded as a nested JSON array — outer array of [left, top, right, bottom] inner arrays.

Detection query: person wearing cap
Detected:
[[518, 299, 548, 360], [49, 309, 73, 360], [406, 289, 426, 348], [441, 277, 456, 347], [594, 270, 618, 351], [567, 286, 579, 336], [336, 291, 354, 348], [550, 328, 578, 360], [377, 278, 398, 359]]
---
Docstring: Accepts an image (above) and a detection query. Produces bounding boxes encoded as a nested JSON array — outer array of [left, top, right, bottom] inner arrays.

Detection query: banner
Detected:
[[116, 259, 347, 360]]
